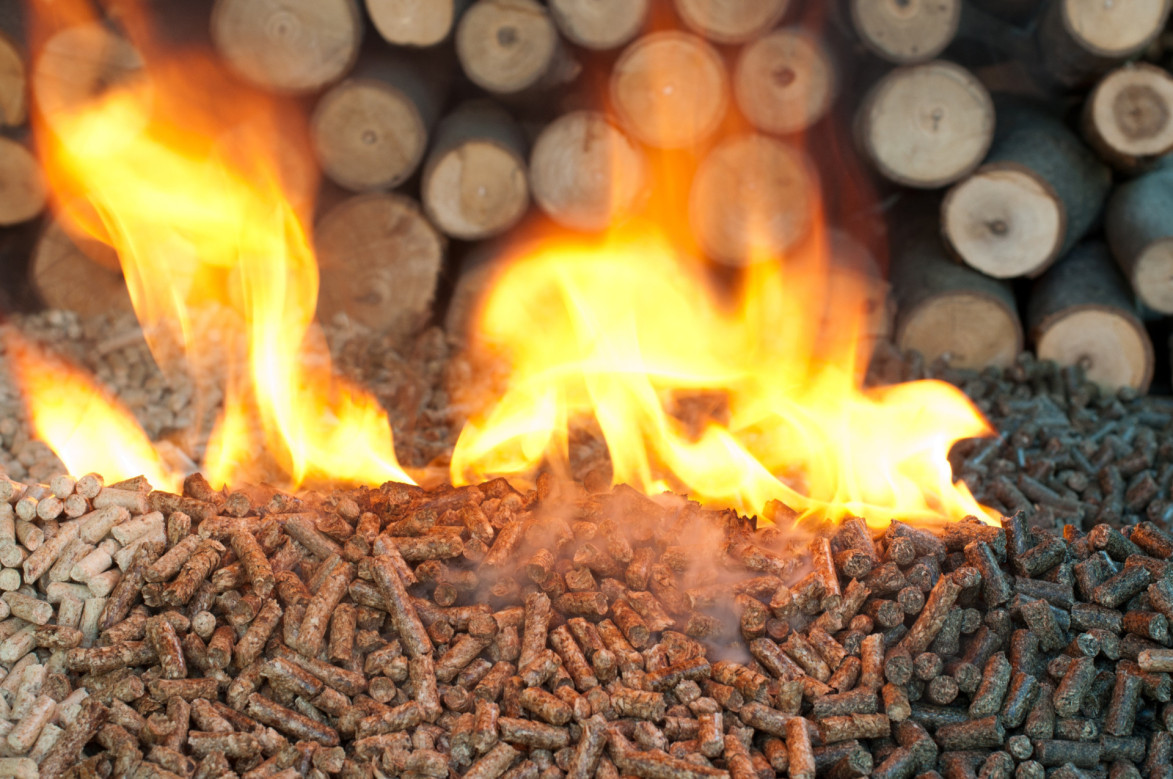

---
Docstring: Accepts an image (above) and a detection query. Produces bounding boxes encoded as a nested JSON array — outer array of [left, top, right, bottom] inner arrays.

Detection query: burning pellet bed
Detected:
[[0, 463, 1166, 778]]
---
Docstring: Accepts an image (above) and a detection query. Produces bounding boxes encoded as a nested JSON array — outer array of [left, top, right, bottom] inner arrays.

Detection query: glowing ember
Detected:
[[451, 222, 995, 526], [19, 3, 411, 490]]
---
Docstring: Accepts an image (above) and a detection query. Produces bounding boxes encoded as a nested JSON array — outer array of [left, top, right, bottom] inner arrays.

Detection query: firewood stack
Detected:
[[1, 0, 1173, 391]]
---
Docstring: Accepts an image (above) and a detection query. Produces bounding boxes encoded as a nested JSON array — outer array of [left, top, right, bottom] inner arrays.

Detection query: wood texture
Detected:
[[673, 0, 789, 45], [455, 0, 561, 95], [31, 220, 133, 317], [0, 31, 25, 127], [1038, 0, 1172, 87], [1105, 160, 1173, 313], [32, 23, 142, 127], [857, 60, 995, 189], [549, 0, 648, 50], [733, 28, 837, 136], [313, 193, 445, 339], [211, 0, 362, 93], [0, 138, 45, 227], [365, 0, 464, 47], [1082, 63, 1173, 172], [850, 0, 962, 64], [1027, 242, 1153, 391]]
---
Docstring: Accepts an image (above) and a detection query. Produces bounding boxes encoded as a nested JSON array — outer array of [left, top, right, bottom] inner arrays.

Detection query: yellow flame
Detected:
[[27, 11, 411, 489], [451, 222, 994, 526], [5, 334, 180, 490]]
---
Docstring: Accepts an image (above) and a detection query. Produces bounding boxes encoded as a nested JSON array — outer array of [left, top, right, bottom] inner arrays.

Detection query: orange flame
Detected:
[[24, 4, 411, 490], [452, 223, 993, 525]]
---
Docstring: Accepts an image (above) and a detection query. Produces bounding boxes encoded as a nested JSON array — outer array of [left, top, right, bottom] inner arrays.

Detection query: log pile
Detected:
[[1, 0, 1173, 391], [0, 458, 1165, 778]]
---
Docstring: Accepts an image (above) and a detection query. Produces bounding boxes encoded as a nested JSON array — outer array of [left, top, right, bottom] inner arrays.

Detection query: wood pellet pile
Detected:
[[0, 460, 1166, 779]]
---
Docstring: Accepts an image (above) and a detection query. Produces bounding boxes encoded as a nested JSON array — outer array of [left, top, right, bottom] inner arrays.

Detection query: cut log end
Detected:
[[549, 0, 649, 51], [1037, 308, 1152, 391], [942, 164, 1064, 279], [455, 0, 559, 95], [0, 31, 26, 127], [211, 0, 362, 93], [611, 31, 728, 150], [311, 78, 429, 192], [898, 292, 1022, 370], [314, 193, 445, 339], [858, 61, 994, 189], [33, 23, 142, 125], [32, 221, 133, 317], [365, 0, 457, 47], [734, 28, 837, 136], [1059, 0, 1170, 58], [529, 111, 647, 232], [424, 139, 529, 240], [688, 134, 817, 265], [1129, 238, 1173, 313], [1084, 63, 1173, 169], [850, 0, 962, 64], [0, 139, 46, 227], [673, 0, 790, 45]]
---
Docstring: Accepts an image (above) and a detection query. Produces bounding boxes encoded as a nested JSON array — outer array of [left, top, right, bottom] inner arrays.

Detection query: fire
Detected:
[[451, 222, 994, 526], [19, 4, 411, 490]]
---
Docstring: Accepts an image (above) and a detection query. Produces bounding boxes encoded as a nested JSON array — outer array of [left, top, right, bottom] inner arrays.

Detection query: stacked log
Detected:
[[7, 0, 1173, 393]]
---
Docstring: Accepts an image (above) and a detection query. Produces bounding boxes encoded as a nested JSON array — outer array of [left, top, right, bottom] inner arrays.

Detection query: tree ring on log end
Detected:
[[366, 0, 456, 48], [611, 32, 728, 150], [456, 0, 559, 95], [1087, 63, 1173, 163], [1036, 308, 1153, 391], [942, 163, 1064, 279], [673, 0, 790, 45], [858, 61, 994, 189], [1060, 0, 1171, 58], [424, 140, 529, 240], [897, 291, 1021, 370], [850, 0, 961, 64], [311, 78, 429, 192], [734, 29, 837, 136]]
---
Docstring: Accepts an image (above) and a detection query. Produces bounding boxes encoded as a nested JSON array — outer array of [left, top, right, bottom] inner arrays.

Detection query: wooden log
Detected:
[[365, 0, 466, 47], [422, 101, 529, 241], [313, 193, 445, 339], [890, 204, 1022, 370], [1038, 0, 1172, 87], [849, 0, 962, 64], [610, 31, 728, 150], [549, 0, 649, 51], [856, 60, 994, 189], [0, 137, 45, 227], [1082, 62, 1173, 172], [31, 22, 142, 126], [733, 28, 837, 136], [0, 31, 25, 127], [1027, 242, 1153, 391], [1105, 160, 1173, 314], [210, 0, 362, 93], [688, 133, 818, 265], [529, 110, 647, 232], [672, 0, 790, 45], [941, 104, 1111, 279], [455, 0, 562, 96], [310, 53, 446, 192], [30, 220, 133, 316]]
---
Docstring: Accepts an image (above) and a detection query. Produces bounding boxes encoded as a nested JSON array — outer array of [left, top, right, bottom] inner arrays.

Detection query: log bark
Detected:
[[672, 0, 790, 45], [313, 193, 445, 340], [688, 133, 818, 265], [610, 31, 728, 150], [549, 0, 649, 51], [1037, 0, 1172, 88], [1027, 242, 1153, 391], [849, 0, 962, 64], [856, 60, 994, 189], [1082, 62, 1173, 173], [210, 0, 362, 93], [890, 204, 1022, 370], [31, 22, 142, 128], [365, 0, 466, 47], [422, 101, 530, 241], [1105, 160, 1173, 314], [733, 28, 837, 136], [310, 53, 447, 192], [941, 104, 1111, 279], [31, 220, 133, 317], [0, 137, 45, 227], [529, 110, 647, 232], [455, 0, 562, 96], [0, 31, 25, 127]]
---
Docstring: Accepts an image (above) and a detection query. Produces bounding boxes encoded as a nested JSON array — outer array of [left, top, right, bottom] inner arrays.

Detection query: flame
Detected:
[[23, 4, 411, 490], [5, 334, 179, 490], [451, 223, 993, 526]]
